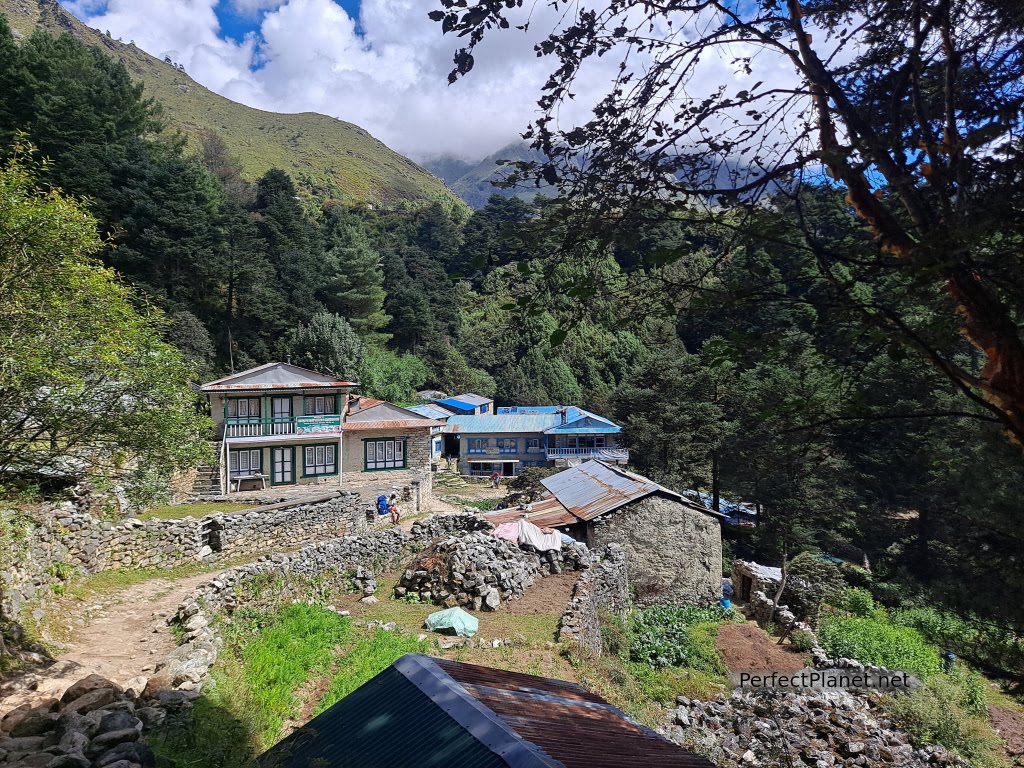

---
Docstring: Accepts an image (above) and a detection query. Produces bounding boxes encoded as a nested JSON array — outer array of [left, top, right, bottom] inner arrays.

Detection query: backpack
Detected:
[[376, 495, 389, 515]]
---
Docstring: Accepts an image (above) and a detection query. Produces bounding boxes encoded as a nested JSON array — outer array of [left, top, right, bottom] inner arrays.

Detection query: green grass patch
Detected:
[[443, 495, 501, 511], [138, 502, 256, 521], [316, 629, 430, 714], [885, 673, 1008, 768], [630, 604, 736, 670], [817, 614, 942, 678]]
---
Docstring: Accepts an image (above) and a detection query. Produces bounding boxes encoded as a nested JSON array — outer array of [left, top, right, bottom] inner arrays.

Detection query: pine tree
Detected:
[[289, 312, 363, 379], [320, 205, 390, 338]]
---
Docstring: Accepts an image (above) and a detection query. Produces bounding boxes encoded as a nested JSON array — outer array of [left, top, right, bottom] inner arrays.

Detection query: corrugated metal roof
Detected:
[[444, 414, 562, 434], [408, 404, 456, 420], [201, 362, 357, 392], [342, 419, 440, 431], [260, 655, 712, 767], [541, 460, 721, 522], [449, 393, 493, 406], [485, 497, 578, 528]]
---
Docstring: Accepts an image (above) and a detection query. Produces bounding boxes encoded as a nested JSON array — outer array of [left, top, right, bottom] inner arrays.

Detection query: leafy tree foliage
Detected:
[[435, 0, 1024, 445], [0, 147, 209, 500], [289, 313, 363, 380]]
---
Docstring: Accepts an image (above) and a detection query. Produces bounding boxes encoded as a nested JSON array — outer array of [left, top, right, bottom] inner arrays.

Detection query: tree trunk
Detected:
[[711, 452, 721, 512]]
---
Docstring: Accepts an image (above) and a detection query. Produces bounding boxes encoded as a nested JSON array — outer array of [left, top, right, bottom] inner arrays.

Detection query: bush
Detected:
[[886, 675, 1004, 768], [843, 587, 877, 618], [817, 615, 941, 678], [630, 605, 734, 670], [788, 629, 816, 652], [892, 607, 1024, 678]]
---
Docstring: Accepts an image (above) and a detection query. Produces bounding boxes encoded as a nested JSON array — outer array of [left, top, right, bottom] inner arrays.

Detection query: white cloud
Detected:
[[66, 0, 808, 164]]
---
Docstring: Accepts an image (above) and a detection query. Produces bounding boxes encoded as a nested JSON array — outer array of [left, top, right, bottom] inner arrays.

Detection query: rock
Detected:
[[63, 689, 117, 715], [122, 677, 148, 697], [96, 713, 141, 736], [154, 690, 199, 708], [95, 739, 154, 768], [57, 730, 90, 755], [359, 596, 379, 605], [88, 728, 142, 753], [60, 676, 122, 705], [45, 755, 91, 768], [483, 587, 501, 611], [141, 675, 171, 698], [10, 713, 59, 738], [134, 708, 166, 729]]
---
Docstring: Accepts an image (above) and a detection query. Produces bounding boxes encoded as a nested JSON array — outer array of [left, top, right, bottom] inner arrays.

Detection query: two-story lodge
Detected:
[[200, 363, 440, 498]]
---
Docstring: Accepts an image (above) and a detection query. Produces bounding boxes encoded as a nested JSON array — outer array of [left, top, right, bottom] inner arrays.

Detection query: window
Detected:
[[304, 444, 337, 476], [497, 438, 518, 454], [226, 398, 261, 420], [229, 449, 262, 477], [365, 439, 406, 470], [481, 403, 489, 413], [467, 438, 487, 454], [304, 395, 336, 415], [526, 437, 542, 452]]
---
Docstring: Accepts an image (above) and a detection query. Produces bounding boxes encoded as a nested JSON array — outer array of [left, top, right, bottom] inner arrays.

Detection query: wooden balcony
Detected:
[[223, 415, 342, 439]]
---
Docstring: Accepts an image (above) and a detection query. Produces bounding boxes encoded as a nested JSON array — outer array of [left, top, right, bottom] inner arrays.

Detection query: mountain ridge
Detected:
[[1, 0, 466, 211]]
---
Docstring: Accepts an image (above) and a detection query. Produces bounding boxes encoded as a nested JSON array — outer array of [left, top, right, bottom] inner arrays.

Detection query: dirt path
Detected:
[[716, 621, 810, 673], [0, 571, 216, 714], [989, 704, 1024, 766]]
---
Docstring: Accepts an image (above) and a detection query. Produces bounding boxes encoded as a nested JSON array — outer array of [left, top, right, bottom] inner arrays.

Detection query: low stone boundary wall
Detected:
[[159, 513, 485, 689], [2, 494, 372, 620], [557, 544, 628, 656]]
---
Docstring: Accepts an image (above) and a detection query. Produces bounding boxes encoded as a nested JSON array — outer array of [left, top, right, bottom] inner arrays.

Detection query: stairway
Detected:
[[191, 463, 222, 495]]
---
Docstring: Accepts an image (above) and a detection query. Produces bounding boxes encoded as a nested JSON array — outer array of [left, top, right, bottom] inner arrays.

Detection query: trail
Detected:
[[0, 571, 215, 713]]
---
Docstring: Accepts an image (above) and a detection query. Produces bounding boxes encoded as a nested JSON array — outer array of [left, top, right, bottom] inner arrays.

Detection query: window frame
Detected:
[[363, 438, 408, 471], [226, 397, 262, 421], [302, 442, 338, 477], [497, 437, 518, 454], [228, 448, 263, 477], [303, 394, 338, 416], [467, 438, 487, 454]]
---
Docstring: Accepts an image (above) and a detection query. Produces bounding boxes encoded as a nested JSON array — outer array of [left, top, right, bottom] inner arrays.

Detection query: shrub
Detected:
[[842, 587, 876, 618], [892, 607, 1024, 678], [886, 675, 1005, 768], [630, 605, 733, 670], [788, 629, 816, 652], [817, 615, 941, 678]]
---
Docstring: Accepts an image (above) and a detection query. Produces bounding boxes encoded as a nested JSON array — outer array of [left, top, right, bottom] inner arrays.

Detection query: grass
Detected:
[[316, 629, 430, 713], [8, 2, 468, 212], [138, 502, 255, 521], [443, 495, 502, 511], [149, 603, 353, 766], [817, 614, 942, 678]]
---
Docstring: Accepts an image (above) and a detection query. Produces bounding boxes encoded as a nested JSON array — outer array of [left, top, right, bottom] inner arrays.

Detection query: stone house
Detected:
[[200, 363, 440, 501], [487, 460, 723, 606]]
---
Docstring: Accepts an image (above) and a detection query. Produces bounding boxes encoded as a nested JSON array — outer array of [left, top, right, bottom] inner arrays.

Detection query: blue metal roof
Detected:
[[408, 404, 455, 420], [445, 414, 561, 434]]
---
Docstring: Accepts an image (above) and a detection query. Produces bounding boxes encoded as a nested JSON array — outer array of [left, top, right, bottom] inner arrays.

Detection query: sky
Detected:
[[57, 0, 603, 162]]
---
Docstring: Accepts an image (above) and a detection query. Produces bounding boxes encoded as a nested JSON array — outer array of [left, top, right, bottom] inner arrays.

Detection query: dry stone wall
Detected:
[[557, 544, 628, 656], [1, 494, 371, 621]]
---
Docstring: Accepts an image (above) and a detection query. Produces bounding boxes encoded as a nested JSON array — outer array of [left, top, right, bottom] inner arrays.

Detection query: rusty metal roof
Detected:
[[341, 419, 441, 431], [259, 654, 712, 767], [485, 496, 578, 528], [541, 460, 722, 522]]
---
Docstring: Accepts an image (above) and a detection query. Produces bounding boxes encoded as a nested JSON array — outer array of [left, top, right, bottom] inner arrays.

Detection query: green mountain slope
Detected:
[[2, 0, 465, 211]]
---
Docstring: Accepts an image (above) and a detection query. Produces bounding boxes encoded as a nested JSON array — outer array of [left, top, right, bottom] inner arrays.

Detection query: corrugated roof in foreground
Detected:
[[541, 460, 723, 522], [258, 654, 713, 768]]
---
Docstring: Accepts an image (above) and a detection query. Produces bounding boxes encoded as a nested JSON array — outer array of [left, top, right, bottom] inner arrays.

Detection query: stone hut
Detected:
[[487, 460, 724, 606]]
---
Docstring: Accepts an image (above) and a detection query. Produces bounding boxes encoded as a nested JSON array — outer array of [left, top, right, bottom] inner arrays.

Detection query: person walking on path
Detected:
[[388, 493, 401, 525], [489, 470, 501, 489]]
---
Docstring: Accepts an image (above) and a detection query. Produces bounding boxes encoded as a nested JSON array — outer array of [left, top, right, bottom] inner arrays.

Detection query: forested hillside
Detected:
[[2, 3, 1023, 657], [0, 0, 464, 210]]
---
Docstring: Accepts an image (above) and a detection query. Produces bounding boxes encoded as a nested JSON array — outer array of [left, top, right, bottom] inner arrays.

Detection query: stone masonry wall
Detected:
[[162, 513, 485, 689], [1, 494, 371, 620], [592, 495, 721, 607], [557, 544, 628, 656]]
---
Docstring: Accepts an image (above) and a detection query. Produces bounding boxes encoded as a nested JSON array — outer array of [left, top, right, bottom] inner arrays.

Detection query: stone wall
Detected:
[[557, 544, 628, 656], [1, 494, 372, 620], [592, 496, 721, 607]]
